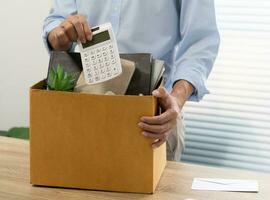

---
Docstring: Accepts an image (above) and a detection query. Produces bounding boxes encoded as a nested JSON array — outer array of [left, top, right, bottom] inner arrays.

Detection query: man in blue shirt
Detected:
[[43, 0, 220, 161]]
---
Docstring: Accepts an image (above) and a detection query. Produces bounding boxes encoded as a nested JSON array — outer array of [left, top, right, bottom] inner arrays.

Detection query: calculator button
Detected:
[[101, 68, 105, 74], [87, 73, 93, 78], [91, 55, 96, 60], [102, 46, 107, 51], [84, 57, 90, 62], [96, 48, 101, 53], [109, 44, 113, 49], [88, 78, 94, 83], [100, 63, 104, 68], [107, 71, 112, 77], [83, 52, 89, 57], [112, 66, 118, 75], [111, 59, 116, 64], [94, 65, 99, 70], [103, 51, 108, 56], [101, 74, 106, 79], [95, 76, 100, 82], [110, 54, 114, 59], [92, 60, 97, 65], [104, 56, 109, 61], [97, 53, 102, 58], [105, 61, 110, 66], [90, 50, 95, 55], [109, 49, 114, 54], [106, 67, 111, 72], [94, 70, 99, 76], [98, 58, 103, 63]]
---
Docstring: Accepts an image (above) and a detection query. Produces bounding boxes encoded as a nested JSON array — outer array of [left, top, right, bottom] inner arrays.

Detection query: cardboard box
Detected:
[[30, 80, 166, 194]]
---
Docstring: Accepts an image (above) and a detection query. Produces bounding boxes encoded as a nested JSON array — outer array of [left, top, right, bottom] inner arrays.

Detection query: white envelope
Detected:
[[192, 178, 259, 192]]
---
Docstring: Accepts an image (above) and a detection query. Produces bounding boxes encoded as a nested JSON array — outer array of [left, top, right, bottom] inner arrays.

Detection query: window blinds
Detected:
[[181, 0, 270, 173]]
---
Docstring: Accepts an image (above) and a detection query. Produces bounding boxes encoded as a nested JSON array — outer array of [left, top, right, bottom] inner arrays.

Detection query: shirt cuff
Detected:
[[42, 20, 63, 52], [172, 66, 209, 102]]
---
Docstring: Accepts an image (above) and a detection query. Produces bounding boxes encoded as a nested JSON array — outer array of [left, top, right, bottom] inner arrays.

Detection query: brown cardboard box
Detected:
[[30, 80, 166, 194]]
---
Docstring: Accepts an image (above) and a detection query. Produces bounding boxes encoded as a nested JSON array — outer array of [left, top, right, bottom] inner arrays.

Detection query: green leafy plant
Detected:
[[7, 127, 29, 140], [0, 128, 29, 140], [47, 64, 77, 91]]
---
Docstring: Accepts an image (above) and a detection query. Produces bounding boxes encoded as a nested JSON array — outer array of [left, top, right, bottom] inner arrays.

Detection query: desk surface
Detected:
[[1, 136, 269, 200]]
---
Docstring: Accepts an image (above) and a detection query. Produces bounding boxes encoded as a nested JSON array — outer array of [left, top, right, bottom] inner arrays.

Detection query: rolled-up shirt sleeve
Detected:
[[42, 0, 77, 51], [173, 0, 220, 101]]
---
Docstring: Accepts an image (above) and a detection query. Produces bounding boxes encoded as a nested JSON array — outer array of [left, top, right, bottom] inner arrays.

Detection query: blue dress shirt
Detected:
[[43, 0, 220, 101]]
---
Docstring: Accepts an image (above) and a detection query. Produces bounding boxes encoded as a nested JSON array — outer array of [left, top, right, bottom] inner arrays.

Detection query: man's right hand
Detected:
[[48, 15, 92, 51]]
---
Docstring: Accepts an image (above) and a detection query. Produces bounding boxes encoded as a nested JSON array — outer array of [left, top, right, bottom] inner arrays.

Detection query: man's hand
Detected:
[[139, 80, 194, 148], [48, 15, 92, 51]]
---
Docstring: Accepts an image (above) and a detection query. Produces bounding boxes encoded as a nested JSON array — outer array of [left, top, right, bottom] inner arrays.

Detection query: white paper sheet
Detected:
[[192, 178, 259, 192]]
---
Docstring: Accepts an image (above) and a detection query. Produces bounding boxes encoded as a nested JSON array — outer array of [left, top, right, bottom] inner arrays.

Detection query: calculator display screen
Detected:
[[82, 31, 110, 49]]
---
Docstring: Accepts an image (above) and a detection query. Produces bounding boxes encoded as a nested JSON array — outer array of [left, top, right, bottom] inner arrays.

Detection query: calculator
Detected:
[[78, 23, 122, 85]]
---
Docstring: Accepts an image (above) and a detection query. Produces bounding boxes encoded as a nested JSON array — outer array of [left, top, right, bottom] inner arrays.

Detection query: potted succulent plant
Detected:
[[47, 64, 78, 91]]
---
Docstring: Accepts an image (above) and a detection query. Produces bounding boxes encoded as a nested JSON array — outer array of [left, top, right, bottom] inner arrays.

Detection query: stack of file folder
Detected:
[[47, 51, 165, 95]]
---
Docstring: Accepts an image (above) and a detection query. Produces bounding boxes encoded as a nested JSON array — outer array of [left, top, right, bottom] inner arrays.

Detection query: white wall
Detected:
[[0, 1, 51, 130]]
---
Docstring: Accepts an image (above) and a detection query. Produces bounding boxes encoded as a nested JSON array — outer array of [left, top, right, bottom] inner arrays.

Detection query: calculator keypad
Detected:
[[82, 43, 121, 84]]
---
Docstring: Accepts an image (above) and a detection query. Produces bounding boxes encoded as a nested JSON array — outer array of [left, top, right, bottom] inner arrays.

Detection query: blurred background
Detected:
[[0, 1, 269, 172], [182, 0, 270, 173]]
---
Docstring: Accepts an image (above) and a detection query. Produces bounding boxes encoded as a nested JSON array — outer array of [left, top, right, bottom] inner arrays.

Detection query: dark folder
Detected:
[[120, 53, 152, 95], [120, 54, 165, 95]]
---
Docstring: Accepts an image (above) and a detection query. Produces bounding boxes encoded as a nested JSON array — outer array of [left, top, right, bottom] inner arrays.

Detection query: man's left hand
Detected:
[[138, 87, 181, 148], [138, 80, 194, 149]]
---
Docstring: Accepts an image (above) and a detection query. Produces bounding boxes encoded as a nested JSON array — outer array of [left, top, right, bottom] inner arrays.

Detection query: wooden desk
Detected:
[[1, 136, 269, 200]]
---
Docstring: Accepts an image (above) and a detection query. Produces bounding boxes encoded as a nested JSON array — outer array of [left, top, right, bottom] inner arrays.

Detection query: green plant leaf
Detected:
[[47, 64, 77, 91], [7, 127, 29, 140], [0, 130, 8, 136], [48, 66, 57, 90], [56, 64, 64, 81]]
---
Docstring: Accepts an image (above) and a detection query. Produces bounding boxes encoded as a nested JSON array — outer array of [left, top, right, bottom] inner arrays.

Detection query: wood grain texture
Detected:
[[0, 136, 269, 200]]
